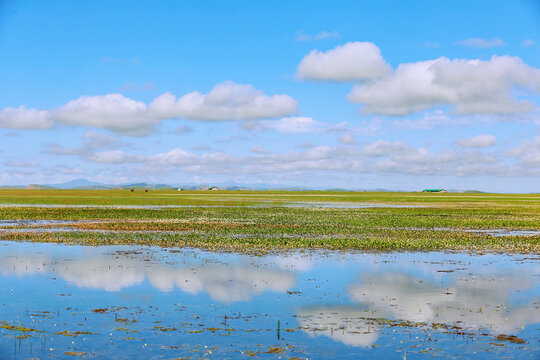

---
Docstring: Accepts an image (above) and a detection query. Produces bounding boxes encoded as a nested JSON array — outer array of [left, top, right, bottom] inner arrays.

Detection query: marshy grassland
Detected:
[[0, 189, 538, 253]]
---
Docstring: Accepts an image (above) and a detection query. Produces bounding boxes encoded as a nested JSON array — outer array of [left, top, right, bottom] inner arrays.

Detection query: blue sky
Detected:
[[1, 0, 539, 191]]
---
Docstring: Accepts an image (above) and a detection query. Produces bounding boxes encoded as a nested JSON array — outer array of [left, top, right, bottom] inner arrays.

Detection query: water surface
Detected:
[[0, 241, 538, 359]]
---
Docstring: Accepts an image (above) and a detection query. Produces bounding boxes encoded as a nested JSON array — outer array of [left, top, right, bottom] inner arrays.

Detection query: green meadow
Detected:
[[0, 189, 538, 253]]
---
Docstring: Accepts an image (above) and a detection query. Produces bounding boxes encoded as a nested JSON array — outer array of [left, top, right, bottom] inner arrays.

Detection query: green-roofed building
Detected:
[[422, 189, 446, 192]]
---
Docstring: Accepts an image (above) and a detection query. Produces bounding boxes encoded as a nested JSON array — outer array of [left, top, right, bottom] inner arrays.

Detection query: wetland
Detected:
[[0, 190, 539, 358]]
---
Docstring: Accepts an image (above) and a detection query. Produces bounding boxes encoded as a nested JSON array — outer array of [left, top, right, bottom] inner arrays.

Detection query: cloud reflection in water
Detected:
[[299, 271, 538, 347], [0, 249, 296, 302]]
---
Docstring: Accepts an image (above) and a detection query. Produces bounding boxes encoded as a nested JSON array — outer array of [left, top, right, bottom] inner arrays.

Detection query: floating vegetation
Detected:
[[53, 330, 96, 336], [64, 351, 87, 356], [496, 334, 527, 344], [0, 324, 39, 332]]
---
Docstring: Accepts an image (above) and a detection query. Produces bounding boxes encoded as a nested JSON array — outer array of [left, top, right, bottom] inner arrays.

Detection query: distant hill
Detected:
[[43, 179, 108, 189], [0, 178, 493, 193], [25, 184, 56, 190]]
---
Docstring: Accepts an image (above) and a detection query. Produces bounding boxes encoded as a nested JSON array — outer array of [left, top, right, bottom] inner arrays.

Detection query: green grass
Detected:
[[0, 189, 539, 206], [0, 190, 538, 253]]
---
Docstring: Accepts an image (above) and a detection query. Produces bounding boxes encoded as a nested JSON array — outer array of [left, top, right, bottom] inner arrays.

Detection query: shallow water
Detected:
[[394, 227, 540, 237], [0, 241, 538, 359], [0, 219, 95, 227], [3, 222, 539, 238], [0, 202, 419, 209]]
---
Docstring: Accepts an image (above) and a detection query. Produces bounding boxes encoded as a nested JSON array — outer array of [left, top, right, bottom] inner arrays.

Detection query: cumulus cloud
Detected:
[[0, 106, 53, 130], [150, 148, 198, 166], [1, 82, 297, 135], [348, 55, 540, 116], [456, 37, 505, 48], [148, 81, 297, 121], [297, 42, 391, 81], [458, 134, 496, 148], [54, 94, 156, 136]]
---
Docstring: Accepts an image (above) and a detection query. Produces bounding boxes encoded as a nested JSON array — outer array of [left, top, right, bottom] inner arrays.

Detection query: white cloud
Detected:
[[348, 55, 540, 116], [456, 37, 505, 48], [77, 142, 505, 177], [389, 111, 478, 130], [44, 131, 126, 157], [458, 134, 496, 148], [361, 140, 411, 157], [1, 82, 297, 135], [338, 133, 356, 145], [54, 94, 156, 136], [89, 150, 145, 164], [0, 106, 53, 130], [81, 130, 125, 149], [297, 42, 391, 81], [44, 143, 86, 156], [259, 117, 325, 133], [522, 39, 536, 47], [250, 146, 268, 154], [509, 135, 540, 166], [149, 81, 297, 121], [295, 30, 340, 42], [150, 148, 198, 166]]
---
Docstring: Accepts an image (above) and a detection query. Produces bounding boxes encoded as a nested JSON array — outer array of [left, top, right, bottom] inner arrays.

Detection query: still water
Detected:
[[0, 241, 538, 359]]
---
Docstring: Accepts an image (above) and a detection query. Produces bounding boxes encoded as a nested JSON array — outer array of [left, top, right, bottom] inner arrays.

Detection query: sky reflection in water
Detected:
[[0, 241, 538, 359]]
